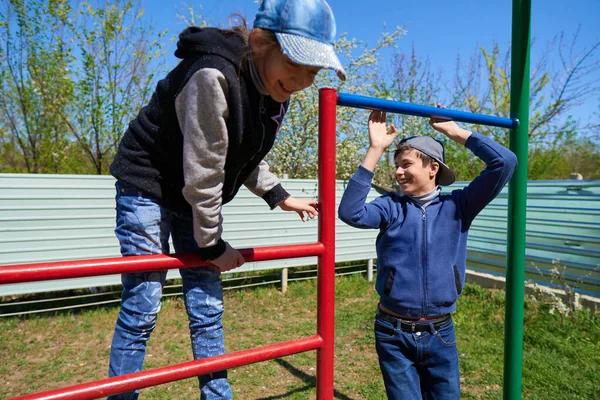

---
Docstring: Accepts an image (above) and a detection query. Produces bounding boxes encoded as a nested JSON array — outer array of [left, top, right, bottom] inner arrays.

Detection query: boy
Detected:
[[338, 109, 517, 399]]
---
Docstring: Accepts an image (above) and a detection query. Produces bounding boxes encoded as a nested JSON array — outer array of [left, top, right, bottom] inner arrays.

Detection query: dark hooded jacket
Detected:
[[110, 27, 289, 215]]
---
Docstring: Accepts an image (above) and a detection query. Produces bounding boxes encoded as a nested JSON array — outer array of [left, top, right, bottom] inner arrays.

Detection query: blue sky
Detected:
[[142, 0, 599, 125]]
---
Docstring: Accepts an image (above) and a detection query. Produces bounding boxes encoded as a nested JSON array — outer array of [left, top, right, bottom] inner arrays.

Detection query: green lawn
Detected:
[[1, 275, 598, 399]]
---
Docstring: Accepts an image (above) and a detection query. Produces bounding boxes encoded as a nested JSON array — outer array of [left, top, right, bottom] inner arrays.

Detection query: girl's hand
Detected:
[[368, 110, 397, 151], [278, 196, 319, 222], [210, 241, 245, 272]]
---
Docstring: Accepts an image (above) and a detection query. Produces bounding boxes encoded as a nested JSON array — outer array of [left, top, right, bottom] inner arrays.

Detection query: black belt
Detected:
[[376, 308, 451, 333]]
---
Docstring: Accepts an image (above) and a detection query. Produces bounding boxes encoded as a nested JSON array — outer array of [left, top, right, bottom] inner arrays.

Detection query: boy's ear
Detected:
[[430, 162, 440, 178]]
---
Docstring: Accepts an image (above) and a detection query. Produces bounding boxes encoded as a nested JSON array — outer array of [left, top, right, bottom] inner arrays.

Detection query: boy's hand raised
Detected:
[[279, 196, 319, 222], [361, 110, 397, 172], [429, 104, 471, 146], [368, 110, 397, 151], [210, 241, 245, 272]]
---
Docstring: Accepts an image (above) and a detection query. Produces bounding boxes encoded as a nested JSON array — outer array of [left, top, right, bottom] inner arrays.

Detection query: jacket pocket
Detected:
[[453, 265, 462, 295], [384, 269, 395, 296]]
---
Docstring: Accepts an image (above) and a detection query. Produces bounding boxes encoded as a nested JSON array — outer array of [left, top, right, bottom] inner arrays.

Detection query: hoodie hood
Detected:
[[175, 27, 247, 66]]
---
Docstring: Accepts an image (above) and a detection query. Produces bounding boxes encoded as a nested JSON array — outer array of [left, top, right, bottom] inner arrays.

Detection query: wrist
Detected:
[[362, 147, 385, 172], [452, 128, 472, 145], [198, 239, 227, 261], [367, 145, 386, 154], [279, 196, 290, 206]]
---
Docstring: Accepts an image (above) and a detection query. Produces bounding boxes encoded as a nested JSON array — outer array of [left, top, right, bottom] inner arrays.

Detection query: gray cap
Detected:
[[398, 136, 456, 186]]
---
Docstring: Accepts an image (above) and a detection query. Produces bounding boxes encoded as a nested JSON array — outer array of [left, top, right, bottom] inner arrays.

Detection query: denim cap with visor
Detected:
[[398, 136, 456, 186], [253, 0, 346, 81]]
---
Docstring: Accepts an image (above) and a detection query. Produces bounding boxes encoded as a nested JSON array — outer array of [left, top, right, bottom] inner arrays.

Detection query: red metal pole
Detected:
[[0, 243, 325, 285], [316, 87, 338, 399], [3, 91, 340, 400], [9, 335, 323, 400]]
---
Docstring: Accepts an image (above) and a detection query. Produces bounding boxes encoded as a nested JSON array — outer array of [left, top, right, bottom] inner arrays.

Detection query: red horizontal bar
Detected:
[[0, 243, 325, 285], [9, 335, 323, 400]]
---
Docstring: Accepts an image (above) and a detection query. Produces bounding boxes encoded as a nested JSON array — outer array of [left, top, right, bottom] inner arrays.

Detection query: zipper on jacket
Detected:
[[421, 206, 428, 315]]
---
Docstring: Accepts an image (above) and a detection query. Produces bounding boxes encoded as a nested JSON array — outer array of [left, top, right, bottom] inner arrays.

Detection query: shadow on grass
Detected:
[[256, 358, 355, 400]]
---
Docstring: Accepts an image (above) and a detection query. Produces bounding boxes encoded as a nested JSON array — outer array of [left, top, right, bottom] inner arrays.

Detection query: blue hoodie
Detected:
[[338, 132, 517, 318]]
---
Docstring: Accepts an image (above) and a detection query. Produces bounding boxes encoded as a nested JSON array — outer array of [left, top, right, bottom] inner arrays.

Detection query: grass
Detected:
[[1, 275, 598, 399]]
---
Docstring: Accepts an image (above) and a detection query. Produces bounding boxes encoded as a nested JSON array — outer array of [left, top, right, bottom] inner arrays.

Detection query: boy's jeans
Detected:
[[374, 312, 460, 400], [108, 181, 232, 400]]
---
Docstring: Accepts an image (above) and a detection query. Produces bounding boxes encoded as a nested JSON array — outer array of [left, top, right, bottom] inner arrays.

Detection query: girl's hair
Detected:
[[220, 14, 280, 57], [218, 14, 251, 42], [394, 144, 440, 184], [219, 14, 282, 76]]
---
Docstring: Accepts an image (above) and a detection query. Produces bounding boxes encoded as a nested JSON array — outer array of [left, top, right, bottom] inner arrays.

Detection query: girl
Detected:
[[107, 0, 346, 399]]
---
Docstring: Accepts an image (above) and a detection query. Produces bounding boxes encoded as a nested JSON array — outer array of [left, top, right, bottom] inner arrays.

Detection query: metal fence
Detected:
[[1, 173, 598, 298]]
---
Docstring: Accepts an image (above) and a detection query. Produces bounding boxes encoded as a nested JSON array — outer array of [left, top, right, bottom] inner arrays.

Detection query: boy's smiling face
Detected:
[[394, 149, 439, 196]]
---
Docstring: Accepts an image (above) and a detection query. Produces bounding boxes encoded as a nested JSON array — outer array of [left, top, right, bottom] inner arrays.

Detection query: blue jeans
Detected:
[[374, 311, 460, 400], [108, 181, 232, 400]]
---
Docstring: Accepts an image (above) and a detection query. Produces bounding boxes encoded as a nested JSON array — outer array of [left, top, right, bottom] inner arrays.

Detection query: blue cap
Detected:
[[253, 0, 346, 81]]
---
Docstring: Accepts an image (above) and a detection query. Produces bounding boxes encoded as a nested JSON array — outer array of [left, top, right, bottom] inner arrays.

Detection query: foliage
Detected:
[[265, 26, 407, 180], [0, 0, 166, 174], [59, 0, 166, 174], [0, 0, 74, 173], [451, 32, 600, 180], [528, 260, 600, 328], [370, 45, 445, 187], [371, 31, 600, 186], [1, 4, 599, 180]]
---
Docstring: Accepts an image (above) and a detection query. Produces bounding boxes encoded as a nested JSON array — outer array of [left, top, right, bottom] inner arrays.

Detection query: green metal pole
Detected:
[[505, 0, 531, 399]]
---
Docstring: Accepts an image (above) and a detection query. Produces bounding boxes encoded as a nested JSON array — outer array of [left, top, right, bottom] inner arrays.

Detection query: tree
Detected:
[[58, 0, 167, 174], [0, 0, 166, 175], [0, 0, 74, 173], [363, 31, 600, 186], [452, 30, 600, 180], [369, 45, 444, 187], [265, 26, 407, 180]]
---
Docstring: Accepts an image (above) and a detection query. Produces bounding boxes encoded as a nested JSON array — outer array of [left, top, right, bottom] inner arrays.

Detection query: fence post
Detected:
[[367, 259, 374, 282], [281, 268, 288, 294]]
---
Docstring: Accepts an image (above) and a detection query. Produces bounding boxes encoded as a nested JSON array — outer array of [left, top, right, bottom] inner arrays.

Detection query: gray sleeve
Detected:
[[243, 161, 291, 208], [176, 68, 229, 249], [243, 160, 279, 196]]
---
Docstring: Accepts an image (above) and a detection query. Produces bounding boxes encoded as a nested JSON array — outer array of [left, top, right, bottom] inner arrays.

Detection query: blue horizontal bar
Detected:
[[337, 92, 518, 129]]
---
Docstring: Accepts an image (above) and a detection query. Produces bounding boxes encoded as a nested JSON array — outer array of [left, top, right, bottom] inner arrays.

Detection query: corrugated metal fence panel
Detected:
[[0, 174, 379, 296], [1, 174, 125, 295], [452, 180, 600, 296], [1, 174, 598, 297]]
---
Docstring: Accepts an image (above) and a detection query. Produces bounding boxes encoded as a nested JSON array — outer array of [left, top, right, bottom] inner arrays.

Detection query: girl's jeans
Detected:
[[374, 312, 460, 400], [108, 181, 232, 400]]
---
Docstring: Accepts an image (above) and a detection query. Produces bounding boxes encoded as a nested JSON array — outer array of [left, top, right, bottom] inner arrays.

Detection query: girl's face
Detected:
[[394, 149, 439, 196], [255, 46, 321, 102]]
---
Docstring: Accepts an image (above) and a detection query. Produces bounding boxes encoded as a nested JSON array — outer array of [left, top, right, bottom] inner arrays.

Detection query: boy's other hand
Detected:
[[368, 110, 397, 151], [211, 241, 245, 272], [279, 196, 319, 222], [429, 104, 471, 145]]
